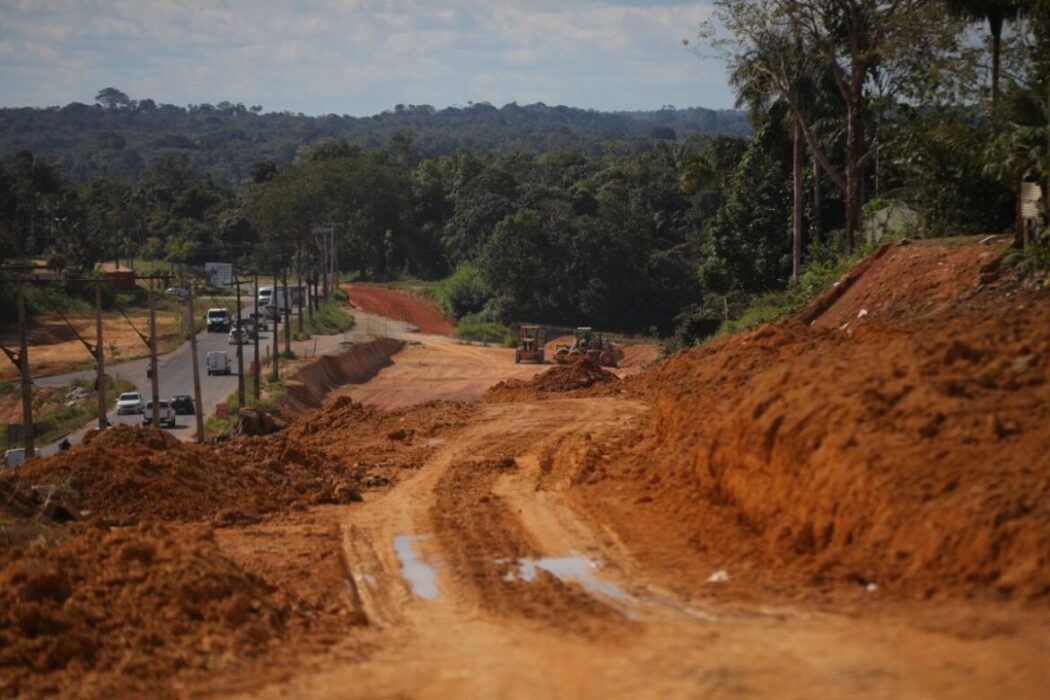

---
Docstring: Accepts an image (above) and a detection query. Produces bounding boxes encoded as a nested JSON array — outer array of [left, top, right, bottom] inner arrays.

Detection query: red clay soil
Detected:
[[572, 239, 1050, 600], [0, 523, 309, 698], [342, 285, 454, 335], [11, 427, 357, 525], [484, 358, 620, 402], [285, 338, 404, 409]]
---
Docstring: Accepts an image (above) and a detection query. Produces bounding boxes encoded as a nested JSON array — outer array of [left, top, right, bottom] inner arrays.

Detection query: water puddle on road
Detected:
[[393, 535, 439, 600], [511, 555, 629, 602]]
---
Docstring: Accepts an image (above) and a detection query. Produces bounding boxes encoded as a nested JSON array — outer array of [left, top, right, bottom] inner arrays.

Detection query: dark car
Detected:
[[171, 394, 196, 415]]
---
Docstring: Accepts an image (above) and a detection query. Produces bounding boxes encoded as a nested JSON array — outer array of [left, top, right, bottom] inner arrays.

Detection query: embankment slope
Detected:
[[569, 239, 1050, 599]]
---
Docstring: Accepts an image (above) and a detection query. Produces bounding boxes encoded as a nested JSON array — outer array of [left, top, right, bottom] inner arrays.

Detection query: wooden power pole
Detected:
[[253, 270, 261, 401], [186, 279, 205, 442], [95, 282, 106, 431], [271, 271, 280, 381], [17, 281, 33, 459], [235, 272, 245, 408], [282, 265, 291, 355], [148, 279, 160, 427]]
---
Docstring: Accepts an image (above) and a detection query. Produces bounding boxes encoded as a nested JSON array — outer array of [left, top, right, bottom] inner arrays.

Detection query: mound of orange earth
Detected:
[[485, 359, 619, 402], [576, 240, 1050, 599], [11, 427, 354, 525], [342, 284, 454, 335], [0, 523, 307, 698]]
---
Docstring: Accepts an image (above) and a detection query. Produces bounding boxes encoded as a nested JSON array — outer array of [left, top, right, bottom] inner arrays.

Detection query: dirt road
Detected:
[[4, 248, 1047, 699], [233, 398, 1046, 699]]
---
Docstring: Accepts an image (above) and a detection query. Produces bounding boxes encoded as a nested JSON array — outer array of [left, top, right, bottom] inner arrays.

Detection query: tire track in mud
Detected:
[[429, 454, 629, 637]]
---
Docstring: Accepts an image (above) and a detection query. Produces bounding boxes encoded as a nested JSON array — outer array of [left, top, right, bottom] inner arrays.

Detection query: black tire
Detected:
[[514, 351, 521, 364]]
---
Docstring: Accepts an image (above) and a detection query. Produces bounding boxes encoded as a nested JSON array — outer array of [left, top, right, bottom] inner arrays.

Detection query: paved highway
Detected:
[[34, 300, 277, 455]]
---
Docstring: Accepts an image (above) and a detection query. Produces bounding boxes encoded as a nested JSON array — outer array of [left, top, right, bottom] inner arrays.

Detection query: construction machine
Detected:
[[553, 327, 619, 368], [514, 324, 547, 364]]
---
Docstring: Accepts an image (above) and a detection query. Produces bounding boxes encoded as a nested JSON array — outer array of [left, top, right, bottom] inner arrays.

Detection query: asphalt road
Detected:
[[33, 302, 279, 455]]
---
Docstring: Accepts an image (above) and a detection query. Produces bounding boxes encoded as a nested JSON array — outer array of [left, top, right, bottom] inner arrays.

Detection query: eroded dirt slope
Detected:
[[342, 285, 454, 335], [578, 239, 1050, 600]]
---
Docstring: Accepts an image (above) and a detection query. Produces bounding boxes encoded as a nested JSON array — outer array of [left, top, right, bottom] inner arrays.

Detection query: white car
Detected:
[[143, 400, 176, 428], [206, 350, 232, 376], [116, 391, 145, 414], [228, 326, 250, 345]]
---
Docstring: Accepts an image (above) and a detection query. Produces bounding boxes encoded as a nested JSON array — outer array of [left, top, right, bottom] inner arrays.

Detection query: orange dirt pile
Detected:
[[284, 337, 404, 409], [484, 358, 620, 401], [577, 240, 1050, 600], [12, 427, 354, 525], [0, 523, 307, 698], [342, 284, 454, 335]]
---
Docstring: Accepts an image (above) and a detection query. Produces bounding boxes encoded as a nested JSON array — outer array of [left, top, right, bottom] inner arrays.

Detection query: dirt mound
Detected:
[[0, 523, 302, 698], [12, 426, 352, 524], [342, 285, 454, 335], [285, 337, 404, 409], [808, 238, 1010, 329], [485, 359, 619, 401], [580, 241, 1050, 599]]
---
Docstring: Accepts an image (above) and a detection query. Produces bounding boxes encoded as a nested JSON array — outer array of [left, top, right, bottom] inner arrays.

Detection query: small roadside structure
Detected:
[[94, 262, 137, 291]]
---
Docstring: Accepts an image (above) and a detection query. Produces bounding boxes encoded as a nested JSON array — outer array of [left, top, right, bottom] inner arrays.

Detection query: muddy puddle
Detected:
[[393, 535, 439, 600], [511, 555, 629, 601]]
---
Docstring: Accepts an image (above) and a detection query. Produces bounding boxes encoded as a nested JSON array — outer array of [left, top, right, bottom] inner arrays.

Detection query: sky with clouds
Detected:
[[0, 0, 732, 115]]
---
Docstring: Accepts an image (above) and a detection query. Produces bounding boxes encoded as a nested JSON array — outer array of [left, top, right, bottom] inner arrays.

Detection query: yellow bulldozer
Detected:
[[514, 324, 548, 364], [553, 327, 619, 368]]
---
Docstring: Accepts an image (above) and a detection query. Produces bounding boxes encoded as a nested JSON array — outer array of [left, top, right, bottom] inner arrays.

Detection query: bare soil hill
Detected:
[[342, 285, 454, 335]]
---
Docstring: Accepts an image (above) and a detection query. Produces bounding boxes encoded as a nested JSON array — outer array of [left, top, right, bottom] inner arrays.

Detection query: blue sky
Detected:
[[0, 0, 733, 115]]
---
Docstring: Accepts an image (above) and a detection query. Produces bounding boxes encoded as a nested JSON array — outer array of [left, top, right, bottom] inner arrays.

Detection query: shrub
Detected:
[[438, 264, 490, 319]]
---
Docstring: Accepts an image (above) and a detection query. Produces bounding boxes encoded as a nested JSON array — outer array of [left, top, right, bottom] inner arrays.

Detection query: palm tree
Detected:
[[944, 0, 1030, 107]]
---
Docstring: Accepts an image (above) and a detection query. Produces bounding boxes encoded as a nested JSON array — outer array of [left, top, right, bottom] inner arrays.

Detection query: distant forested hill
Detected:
[[0, 96, 748, 185]]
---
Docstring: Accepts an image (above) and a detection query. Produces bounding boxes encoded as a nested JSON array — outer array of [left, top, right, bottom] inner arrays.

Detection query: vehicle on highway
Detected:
[[171, 394, 195, 415], [228, 326, 251, 345], [116, 391, 145, 414], [205, 308, 232, 333], [257, 286, 293, 320], [247, 312, 269, 331], [206, 350, 232, 376], [165, 287, 189, 300], [143, 400, 176, 428]]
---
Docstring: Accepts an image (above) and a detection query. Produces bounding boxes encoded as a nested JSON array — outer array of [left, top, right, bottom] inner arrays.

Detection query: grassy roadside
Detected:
[[379, 278, 443, 302], [0, 375, 137, 451], [204, 374, 289, 435], [291, 302, 355, 341], [453, 316, 514, 346]]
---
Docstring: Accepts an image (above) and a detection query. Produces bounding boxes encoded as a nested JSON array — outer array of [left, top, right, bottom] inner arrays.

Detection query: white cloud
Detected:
[[0, 0, 732, 114]]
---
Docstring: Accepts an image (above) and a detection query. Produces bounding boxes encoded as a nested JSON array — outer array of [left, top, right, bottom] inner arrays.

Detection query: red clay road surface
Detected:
[[343, 285, 454, 336]]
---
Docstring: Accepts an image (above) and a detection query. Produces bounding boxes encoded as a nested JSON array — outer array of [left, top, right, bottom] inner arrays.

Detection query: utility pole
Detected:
[[282, 265, 292, 355], [95, 282, 106, 431], [148, 278, 160, 427], [17, 281, 33, 459], [319, 227, 329, 304], [186, 278, 205, 442], [296, 246, 305, 334], [271, 271, 280, 382], [331, 226, 338, 299], [253, 270, 261, 400], [235, 272, 245, 407]]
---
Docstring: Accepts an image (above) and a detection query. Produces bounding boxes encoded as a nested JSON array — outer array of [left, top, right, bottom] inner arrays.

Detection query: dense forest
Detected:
[[2, 0, 1047, 342], [0, 97, 749, 186]]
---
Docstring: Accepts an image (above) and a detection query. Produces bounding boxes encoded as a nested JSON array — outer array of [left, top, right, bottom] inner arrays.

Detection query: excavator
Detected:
[[553, 327, 619, 368]]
